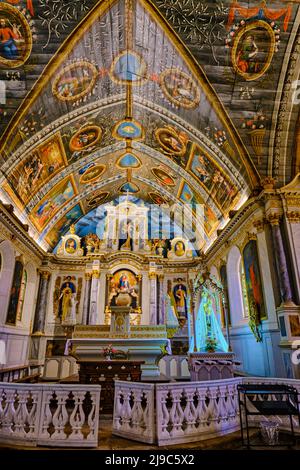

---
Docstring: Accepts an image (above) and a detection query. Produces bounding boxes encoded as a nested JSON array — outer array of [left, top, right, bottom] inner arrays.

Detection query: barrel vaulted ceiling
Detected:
[[0, 0, 299, 252]]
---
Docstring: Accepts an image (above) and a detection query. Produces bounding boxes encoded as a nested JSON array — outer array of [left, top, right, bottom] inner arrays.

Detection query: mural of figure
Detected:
[[58, 276, 76, 320], [119, 220, 134, 250], [119, 274, 130, 291], [59, 286, 73, 322], [0, 18, 23, 60], [173, 282, 187, 318], [237, 34, 259, 74]]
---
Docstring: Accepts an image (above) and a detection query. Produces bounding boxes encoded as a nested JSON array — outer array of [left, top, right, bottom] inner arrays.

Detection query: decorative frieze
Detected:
[[286, 211, 300, 223]]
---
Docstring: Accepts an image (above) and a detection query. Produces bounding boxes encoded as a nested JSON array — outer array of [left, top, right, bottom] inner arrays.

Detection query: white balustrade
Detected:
[[0, 383, 101, 447], [113, 380, 155, 444], [156, 377, 241, 446], [113, 376, 300, 446]]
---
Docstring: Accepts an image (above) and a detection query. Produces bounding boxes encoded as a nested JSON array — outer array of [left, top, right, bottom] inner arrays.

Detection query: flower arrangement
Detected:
[[102, 344, 117, 359], [241, 111, 267, 131], [205, 336, 218, 353]]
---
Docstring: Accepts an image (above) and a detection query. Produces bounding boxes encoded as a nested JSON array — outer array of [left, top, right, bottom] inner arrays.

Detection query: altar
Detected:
[[67, 323, 169, 378]]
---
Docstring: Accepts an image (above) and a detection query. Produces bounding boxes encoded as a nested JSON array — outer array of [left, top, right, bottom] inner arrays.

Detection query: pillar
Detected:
[[158, 274, 165, 324], [82, 273, 92, 325], [149, 272, 157, 325], [32, 271, 51, 334], [268, 214, 294, 306], [89, 270, 100, 325]]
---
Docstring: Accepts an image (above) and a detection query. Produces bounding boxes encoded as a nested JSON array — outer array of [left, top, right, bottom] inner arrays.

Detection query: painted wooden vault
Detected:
[[0, 0, 299, 252]]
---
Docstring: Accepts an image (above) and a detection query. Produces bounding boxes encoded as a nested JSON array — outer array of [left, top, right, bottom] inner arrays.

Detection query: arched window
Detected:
[[6, 259, 25, 325], [220, 264, 231, 327]]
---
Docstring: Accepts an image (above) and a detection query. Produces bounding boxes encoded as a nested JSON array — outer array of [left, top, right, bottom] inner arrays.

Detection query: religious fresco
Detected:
[[110, 50, 147, 85], [188, 143, 238, 213], [30, 176, 77, 231], [173, 279, 188, 321], [155, 126, 189, 166], [242, 240, 266, 323], [220, 264, 231, 327], [0, 3, 33, 68], [159, 68, 200, 109], [2, 134, 67, 208], [178, 181, 219, 235], [151, 167, 176, 187], [46, 203, 84, 248], [6, 259, 24, 325], [112, 119, 144, 141], [69, 125, 102, 153], [107, 269, 140, 310], [52, 60, 98, 103], [53, 275, 82, 321], [228, 20, 277, 82], [119, 182, 140, 194], [78, 164, 106, 184], [148, 192, 169, 205], [86, 191, 109, 209], [117, 152, 141, 169]]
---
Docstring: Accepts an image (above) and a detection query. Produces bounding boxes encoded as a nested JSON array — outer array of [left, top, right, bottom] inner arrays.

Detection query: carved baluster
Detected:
[[183, 389, 196, 434], [169, 389, 184, 438], [69, 391, 86, 441], [14, 390, 28, 437], [86, 391, 97, 441], [50, 391, 69, 440], [157, 390, 170, 439]]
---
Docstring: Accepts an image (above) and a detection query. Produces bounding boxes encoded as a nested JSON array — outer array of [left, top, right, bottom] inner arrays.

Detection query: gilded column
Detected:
[[149, 272, 157, 325], [268, 214, 294, 305], [33, 271, 51, 334], [158, 274, 165, 324], [89, 270, 100, 325], [82, 273, 92, 325]]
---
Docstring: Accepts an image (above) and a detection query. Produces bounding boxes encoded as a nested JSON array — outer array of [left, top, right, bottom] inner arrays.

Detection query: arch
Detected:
[[226, 245, 246, 326]]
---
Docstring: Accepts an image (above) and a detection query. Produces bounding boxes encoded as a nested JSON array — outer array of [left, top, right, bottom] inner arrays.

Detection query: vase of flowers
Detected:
[[205, 336, 217, 353], [102, 344, 116, 360]]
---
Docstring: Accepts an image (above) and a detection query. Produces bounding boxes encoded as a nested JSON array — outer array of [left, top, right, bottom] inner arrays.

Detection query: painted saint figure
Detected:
[[237, 34, 259, 74], [173, 282, 187, 319], [0, 18, 23, 60], [58, 276, 76, 321]]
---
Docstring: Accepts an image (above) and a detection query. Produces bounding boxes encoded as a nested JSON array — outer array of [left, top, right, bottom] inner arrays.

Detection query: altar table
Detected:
[[77, 359, 144, 413]]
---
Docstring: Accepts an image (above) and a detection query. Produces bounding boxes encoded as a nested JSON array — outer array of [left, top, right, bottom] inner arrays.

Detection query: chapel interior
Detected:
[[0, 0, 300, 450]]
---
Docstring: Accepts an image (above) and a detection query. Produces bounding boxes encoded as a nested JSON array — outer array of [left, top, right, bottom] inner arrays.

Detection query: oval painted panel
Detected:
[[79, 164, 106, 184], [231, 20, 276, 81], [0, 4, 32, 68], [69, 126, 102, 152]]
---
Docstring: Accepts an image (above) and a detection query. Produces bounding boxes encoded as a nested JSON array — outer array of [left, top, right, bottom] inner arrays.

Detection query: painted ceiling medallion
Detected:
[[119, 182, 139, 194], [160, 68, 200, 109], [110, 50, 147, 85], [155, 126, 188, 156], [148, 192, 168, 205], [79, 164, 106, 184], [112, 119, 144, 141], [87, 191, 109, 208], [69, 125, 102, 152], [229, 20, 277, 82], [52, 60, 98, 103], [0, 3, 33, 68], [151, 167, 176, 187], [117, 152, 141, 169]]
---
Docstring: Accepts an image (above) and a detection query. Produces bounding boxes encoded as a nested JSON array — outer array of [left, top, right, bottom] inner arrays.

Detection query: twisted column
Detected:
[[33, 271, 51, 334]]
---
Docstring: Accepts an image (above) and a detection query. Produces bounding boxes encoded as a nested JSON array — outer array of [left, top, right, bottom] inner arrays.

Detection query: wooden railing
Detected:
[[0, 365, 42, 383], [0, 383, 101, 447]]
